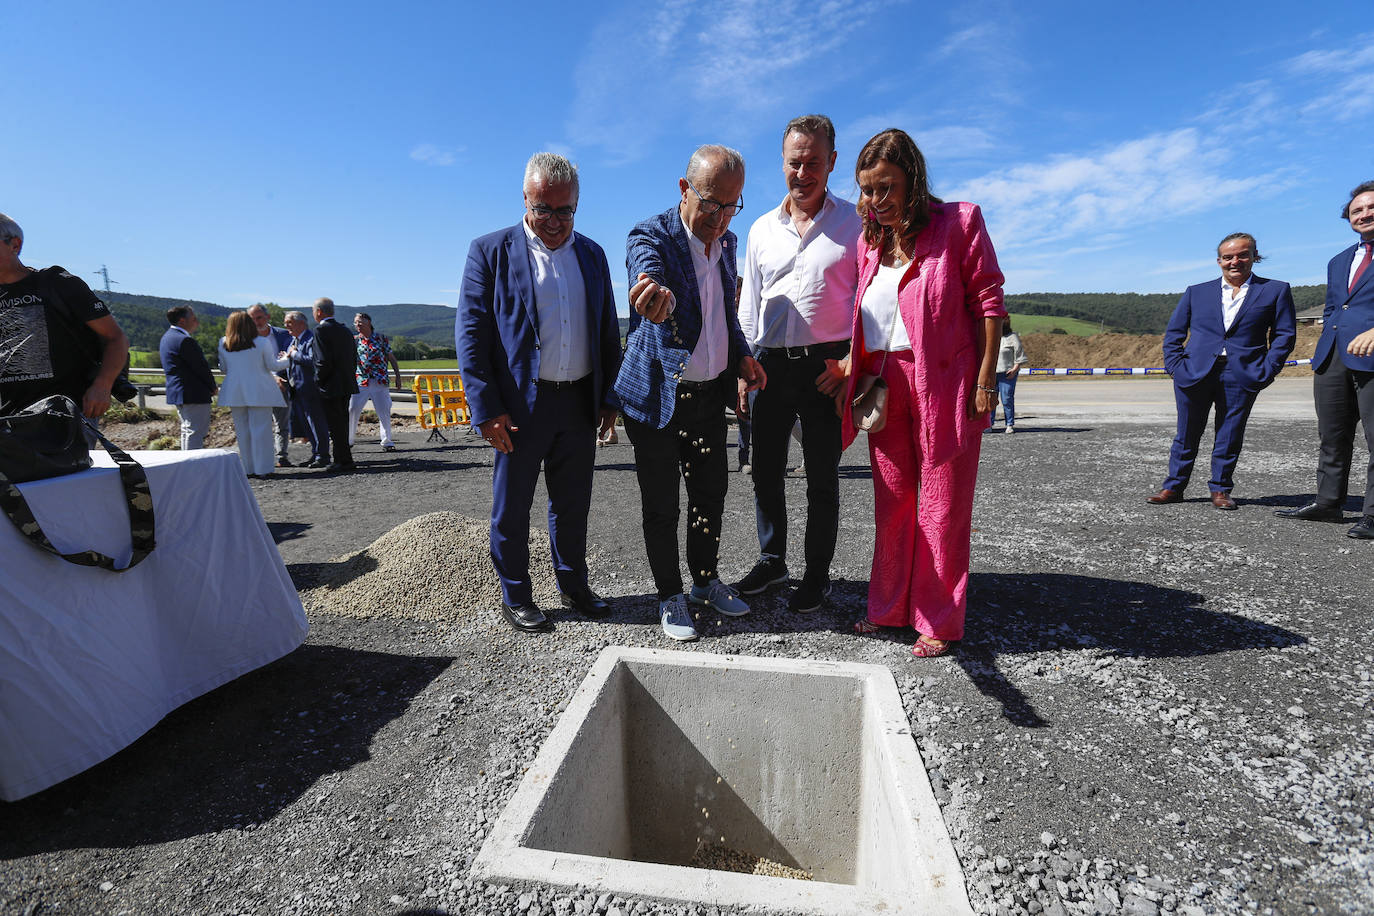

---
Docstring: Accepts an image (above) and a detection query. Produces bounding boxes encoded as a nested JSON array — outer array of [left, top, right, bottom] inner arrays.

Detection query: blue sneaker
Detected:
[[689, 579, 750, 617], [660, 594, 698, 641]]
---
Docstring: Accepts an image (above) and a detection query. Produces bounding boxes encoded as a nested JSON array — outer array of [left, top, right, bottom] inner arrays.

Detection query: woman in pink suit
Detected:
[[839, 129, 1006, 658]]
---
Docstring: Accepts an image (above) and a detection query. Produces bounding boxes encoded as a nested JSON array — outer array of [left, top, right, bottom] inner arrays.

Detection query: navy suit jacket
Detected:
[[158, 326, 216, 405], [455, 223, 621, 430], [286, 328, 320, 392], [614, 206, 749, 428], [1163, 275, 1296, 391], [1313, 242, 1374, 374]]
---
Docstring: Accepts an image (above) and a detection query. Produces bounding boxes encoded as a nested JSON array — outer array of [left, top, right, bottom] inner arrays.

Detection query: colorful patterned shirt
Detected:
[[355, 332, 393, 387]]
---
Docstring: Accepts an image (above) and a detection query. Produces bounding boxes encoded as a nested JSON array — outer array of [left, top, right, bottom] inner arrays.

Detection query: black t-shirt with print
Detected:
[[0, 266, 111, 414]]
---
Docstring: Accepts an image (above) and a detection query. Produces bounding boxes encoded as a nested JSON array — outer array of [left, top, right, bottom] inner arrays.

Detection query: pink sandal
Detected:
[[912, 636, 952, 658], [853, 618, 882, 635]]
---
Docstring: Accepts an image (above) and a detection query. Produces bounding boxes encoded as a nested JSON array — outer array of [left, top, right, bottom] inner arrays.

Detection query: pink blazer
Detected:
[[841, 201, 1007, 466]]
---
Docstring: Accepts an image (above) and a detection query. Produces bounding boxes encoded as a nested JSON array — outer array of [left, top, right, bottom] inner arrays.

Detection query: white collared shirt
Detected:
[[1220, 274, 1251, 357], [522, 219, 590, 382], [738, 191, 861, 348], [683, 230, 728, 381], [1349, 241, 1373, 289]]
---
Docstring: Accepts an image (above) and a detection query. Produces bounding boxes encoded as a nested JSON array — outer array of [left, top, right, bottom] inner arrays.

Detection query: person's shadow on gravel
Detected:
[[955, 572, 1306, 728], [0, 644, 454, 856]]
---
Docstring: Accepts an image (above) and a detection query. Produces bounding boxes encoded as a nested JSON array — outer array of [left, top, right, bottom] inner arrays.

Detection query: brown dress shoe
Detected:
[[1147, 489, 1182, 504], [1210, 491, 1237, 510]]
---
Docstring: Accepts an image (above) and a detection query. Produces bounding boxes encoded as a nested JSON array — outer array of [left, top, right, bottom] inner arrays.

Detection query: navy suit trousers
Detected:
[[291, 384, 329, 462], [490, 379, 597, 605], [1164, 360, 1258, 493]]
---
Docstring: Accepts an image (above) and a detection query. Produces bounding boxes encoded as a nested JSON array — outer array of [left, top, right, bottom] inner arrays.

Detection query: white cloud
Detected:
[[410, 143, 464, 167], [1285, 38, 1374, 75], [566, 0, 884, 162], [948, 129, 1291, 251]]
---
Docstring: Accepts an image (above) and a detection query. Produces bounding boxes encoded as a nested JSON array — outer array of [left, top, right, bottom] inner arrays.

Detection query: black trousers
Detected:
[[321, 395, 354, 467], [624, 374, 730, 600], [1313, 351, 1374, 515]]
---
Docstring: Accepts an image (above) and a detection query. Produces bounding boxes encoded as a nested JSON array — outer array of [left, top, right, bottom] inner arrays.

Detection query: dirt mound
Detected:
[[1023, 325, 1321, 374], [300, 511, 559, 621]]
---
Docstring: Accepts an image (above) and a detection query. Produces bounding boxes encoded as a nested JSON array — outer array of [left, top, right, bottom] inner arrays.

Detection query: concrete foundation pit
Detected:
[[472, 647, 972, 915]]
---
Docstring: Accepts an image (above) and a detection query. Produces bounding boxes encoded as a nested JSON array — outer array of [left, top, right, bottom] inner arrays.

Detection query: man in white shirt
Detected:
[[456, 153, 623, 633], [615, 145, 767, 641], [1149, 233, 1296, 510], [735, 115, 861, 612]]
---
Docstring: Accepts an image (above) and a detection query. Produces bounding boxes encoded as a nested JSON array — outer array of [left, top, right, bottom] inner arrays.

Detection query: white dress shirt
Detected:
[[1220, 274, 1251, 357], [738, 191, 861, 348], [860, 262, 913, 353], [682, 230, 729, 381], [523, 220, 591, 382]]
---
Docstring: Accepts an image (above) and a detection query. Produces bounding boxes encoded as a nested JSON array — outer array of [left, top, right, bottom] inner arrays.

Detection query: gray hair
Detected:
[[1218, 232, 1264, 263], [314, 297, 336, 316], [0, 213, 22, 245], [284, 310, 307, 323], [524, 153, 579, 194], [685, 145, 745, 184]]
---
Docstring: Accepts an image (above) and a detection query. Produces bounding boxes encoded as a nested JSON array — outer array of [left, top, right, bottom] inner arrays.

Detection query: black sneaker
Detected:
[[736, 559, 789, 595], [788, 580, 832, 614]]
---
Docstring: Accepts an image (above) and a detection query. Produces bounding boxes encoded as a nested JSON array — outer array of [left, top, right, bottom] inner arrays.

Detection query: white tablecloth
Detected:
[[0, 448, 308, 801]]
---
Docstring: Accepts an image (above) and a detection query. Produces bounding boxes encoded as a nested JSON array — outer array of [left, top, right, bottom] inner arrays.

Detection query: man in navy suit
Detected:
[[457, 152, 622, 633], [311, 297, 359, 473], [1276, 181, 1374, 539], [616, 145, 767, 642], [1148, 232, 1296, 510], [158, 305, 217, 450], [283, 310, 330, 468]]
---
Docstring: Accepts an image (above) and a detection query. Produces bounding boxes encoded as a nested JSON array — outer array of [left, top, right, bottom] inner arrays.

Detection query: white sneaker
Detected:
[[1004, 426, 1015, 434], [660, 594, 698, 641], [689, 579, 750, 617]]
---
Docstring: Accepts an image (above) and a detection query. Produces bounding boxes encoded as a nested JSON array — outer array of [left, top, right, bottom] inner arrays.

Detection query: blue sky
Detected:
[[8, 1, 1371, 315]]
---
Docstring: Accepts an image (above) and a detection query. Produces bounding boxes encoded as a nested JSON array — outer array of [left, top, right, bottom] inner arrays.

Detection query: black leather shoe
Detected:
[[501, 601, 551, 632], [323, 462, 356, 474], [1274, 502, 1343, 522], [1348, 515, 1374, 540], [277, 458, 294, 468], [308, 457, 330, 468], [561, 586, 610, 618]]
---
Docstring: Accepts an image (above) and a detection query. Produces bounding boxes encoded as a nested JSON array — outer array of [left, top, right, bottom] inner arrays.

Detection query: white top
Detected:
[[996, 332, 1028, 373], [1349, 241, 1372, 289], [1219, 274, 1251, 357], [522, 220, 591, 381], [217, 336, 288, 407], [738, 191, 861, 347], [683, 230, 729, 381], [860, 262, 912, 352]]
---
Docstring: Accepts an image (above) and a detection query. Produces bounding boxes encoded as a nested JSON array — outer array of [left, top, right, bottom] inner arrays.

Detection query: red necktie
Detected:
[[1351, 242, 1373, 292]]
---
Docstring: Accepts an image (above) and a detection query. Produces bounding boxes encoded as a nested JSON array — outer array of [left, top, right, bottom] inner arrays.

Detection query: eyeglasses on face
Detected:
[[528, 203, 576, 222], [686, 179, 744, 217]]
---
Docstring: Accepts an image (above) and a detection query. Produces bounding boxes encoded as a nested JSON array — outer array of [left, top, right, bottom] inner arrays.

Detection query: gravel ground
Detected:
[[1, 406, 1371, 916]]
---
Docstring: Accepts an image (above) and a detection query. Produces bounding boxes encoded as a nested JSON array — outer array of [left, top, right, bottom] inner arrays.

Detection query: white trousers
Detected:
[[230, 406, 277, 476], [348, 385, 394, 447], [177, 402, 213, 450]]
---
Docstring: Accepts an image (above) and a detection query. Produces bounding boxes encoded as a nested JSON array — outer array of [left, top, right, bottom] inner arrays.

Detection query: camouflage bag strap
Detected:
[[0, 422, 155, 572]]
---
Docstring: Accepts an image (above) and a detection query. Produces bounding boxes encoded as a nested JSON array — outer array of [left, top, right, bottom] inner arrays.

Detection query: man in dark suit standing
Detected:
[[159, 305, 217, 450], [456, 152, 622, 633], [284, 310, 330, 468], [615, 145, 767, 642], [1148, 232, 1296, 510], [311, 297, 358, 473], [1276, 181, 1374, 539]]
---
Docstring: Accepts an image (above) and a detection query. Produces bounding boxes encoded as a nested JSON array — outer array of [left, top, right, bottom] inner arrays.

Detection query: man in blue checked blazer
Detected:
[[1276, 181, 1374, 539], [1149, 232, 1296, 510], [457, 152, 622, 633], [615, 144, 767, 643]]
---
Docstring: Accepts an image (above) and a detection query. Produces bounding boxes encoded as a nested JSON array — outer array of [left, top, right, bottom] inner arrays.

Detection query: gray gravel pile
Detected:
[[299, 511, 562, 620], [2, 417, 1371, 916]]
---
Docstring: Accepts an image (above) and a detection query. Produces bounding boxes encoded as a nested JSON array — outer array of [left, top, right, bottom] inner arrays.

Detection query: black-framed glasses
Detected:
[[528, 203, 576, 222], [686, 179, 744, 217]]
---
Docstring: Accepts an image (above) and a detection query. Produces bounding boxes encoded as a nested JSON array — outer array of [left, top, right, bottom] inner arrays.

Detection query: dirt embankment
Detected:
[[1022, 325, 1321, 373]]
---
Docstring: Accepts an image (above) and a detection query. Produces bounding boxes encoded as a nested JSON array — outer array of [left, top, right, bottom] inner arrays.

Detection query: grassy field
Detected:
[[1006, 312, 1114, 336], [398, 358, 459, 370]]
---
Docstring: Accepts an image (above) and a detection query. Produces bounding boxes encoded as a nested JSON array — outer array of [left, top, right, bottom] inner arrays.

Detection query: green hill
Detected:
[[1003, 284, 1325, 334]]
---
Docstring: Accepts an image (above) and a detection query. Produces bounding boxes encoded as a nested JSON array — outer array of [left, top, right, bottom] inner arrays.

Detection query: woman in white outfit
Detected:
[[218, 310, 289, 477]]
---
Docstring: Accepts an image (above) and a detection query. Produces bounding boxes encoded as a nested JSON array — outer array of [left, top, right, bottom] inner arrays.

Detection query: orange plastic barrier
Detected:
[[412, 373, 470, 440]]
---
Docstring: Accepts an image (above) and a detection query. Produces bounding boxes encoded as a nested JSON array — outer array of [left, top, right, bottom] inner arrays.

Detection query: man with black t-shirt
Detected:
[[0, 213, 129, 418]]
